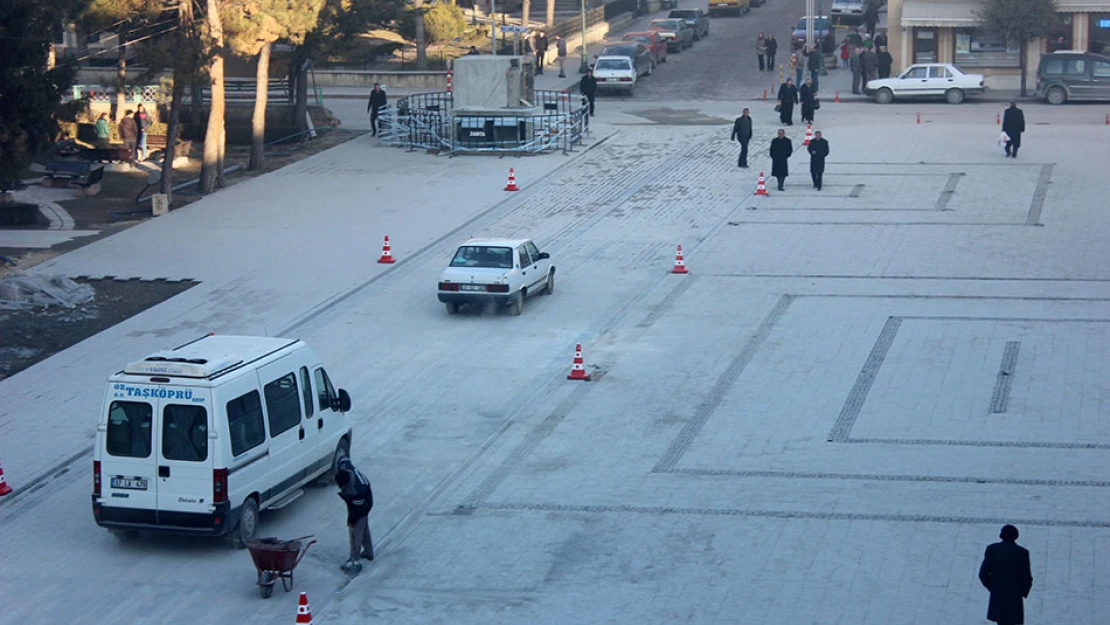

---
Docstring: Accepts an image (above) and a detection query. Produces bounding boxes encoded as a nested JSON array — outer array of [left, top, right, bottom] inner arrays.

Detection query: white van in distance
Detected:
[[92, 334, 353, 545]]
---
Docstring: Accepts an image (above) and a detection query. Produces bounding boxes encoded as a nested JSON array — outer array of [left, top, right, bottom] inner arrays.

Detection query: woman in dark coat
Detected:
[[769, 128, 793, 191], [777, 77, 798, 125], [799, 78, 816, 124], [979, 524, 1033, 625]]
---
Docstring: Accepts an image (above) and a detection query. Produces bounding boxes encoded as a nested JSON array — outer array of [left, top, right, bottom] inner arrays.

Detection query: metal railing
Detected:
[[378, 90, 590, 155]]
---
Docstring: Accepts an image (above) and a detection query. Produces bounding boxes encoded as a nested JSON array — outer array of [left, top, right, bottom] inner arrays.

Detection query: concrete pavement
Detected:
[[2, 26, 1109, 625]]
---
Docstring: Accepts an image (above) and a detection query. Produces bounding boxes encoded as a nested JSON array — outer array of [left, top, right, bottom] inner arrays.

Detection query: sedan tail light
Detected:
[[486, 284, 510, 293], [619, 77, 633, 82], [438, 282, 460, 291]]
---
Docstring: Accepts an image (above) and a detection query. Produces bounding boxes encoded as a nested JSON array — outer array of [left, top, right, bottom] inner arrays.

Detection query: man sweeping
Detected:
[[336, 457, 374, 573]]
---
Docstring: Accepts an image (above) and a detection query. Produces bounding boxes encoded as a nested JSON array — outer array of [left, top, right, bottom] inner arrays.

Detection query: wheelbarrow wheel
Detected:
[[259, 570, 276, 599]]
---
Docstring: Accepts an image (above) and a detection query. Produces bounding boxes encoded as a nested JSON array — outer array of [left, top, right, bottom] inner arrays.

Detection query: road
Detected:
[[3, 3, 1110, 624]]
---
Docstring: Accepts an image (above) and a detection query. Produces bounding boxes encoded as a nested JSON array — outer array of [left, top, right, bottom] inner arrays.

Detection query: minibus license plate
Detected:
[[111, 477, 148, 490]]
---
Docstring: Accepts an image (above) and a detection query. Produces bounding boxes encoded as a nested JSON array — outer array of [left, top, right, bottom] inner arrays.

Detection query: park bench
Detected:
[[145, 135, 193, 160], [43, 160, 105, 196]]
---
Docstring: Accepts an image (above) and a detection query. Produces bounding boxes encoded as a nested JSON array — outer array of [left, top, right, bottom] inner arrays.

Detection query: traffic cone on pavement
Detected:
[[296, 593, 313, 625], [377, 235, 396, 264], [567, 344, 591, 381], [996, 111, 1001, 125], [671, 245, 689, 274], [803, 124, 813, 146], [504, 168, 520, 191], [0, 457, 12, 496], [754, 172, 769, 196], [917, 112, 921, 125], [834, 90, 840, 103]]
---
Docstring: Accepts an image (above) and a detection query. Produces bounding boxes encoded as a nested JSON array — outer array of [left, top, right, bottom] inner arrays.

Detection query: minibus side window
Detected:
[[227, 391, 265, 456], [162, 405, 209, 462], [264, 373, 302, 436], [107, 401, 153, 458], [299, 366, 314, 419], [313, 367, 336, 411]]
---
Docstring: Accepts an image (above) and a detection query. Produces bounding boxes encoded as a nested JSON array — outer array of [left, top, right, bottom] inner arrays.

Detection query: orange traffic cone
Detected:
[[916, 112, 921, 125], [504, 168, 520, 191], [996, 111, 1001, 125], [378, 235, 396, 264], [762, 88, 767, 100], [567, 344, 591, 381], [834, 90, 840, 103], [296, 593, 313, 625], [754, 172, 769, 196], [803, 124, 813, 146], [671, 245, 689, 274], [0, 457, 12, 496]]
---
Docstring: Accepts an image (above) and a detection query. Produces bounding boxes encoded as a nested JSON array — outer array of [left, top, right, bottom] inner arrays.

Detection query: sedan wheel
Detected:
[[1046, 86, 1066, 105], [544, 270, 555, 295], [875, 88, 894, 104], [508, 292, 524, 316], [445, 302, 460, 315], [945, 88, 965, 104]]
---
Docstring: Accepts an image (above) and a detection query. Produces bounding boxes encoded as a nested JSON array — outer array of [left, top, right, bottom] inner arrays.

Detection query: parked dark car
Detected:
[[1036, 51, 1110, 104], [791, 16, 835, 52], [648, 18, 694, 52], [598, 43, 655, 76], [667, 9, 710, 40]]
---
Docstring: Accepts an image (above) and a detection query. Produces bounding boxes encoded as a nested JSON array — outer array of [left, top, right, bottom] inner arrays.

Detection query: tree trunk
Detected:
[[199, 0, 225, 194], [115, 32, 128, 120], [217, 126, 225, 188], [250, 43, 270, 171], [414, 0, 428, 70], [546, 0, 554, 27], [522, 0, 530, 26], [160, 73, 185, 202]]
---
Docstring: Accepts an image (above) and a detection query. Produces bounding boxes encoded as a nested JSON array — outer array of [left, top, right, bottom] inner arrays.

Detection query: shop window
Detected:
[[955, 29, 1019, 67], [1090, 14, 1110, 54], [1047, 13, 1074, 52]]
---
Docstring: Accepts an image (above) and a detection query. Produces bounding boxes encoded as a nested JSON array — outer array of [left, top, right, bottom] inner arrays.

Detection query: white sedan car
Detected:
[[865, 63, 986, 104], [592, 55, 638, 95], [437, 238, 555, 315]]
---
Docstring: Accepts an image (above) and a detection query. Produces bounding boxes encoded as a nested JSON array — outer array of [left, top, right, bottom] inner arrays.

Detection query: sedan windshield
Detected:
[[451, 245, 514, 269], [595, 58, 632, 71]]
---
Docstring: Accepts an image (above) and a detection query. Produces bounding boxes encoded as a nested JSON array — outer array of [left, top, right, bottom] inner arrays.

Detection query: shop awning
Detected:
[[901, 0, 979, 28], [1054, 0, 1107, 11]]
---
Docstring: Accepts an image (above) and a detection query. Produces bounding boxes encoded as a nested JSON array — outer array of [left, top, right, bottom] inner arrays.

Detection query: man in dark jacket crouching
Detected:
[[336, 457, 374, 572]]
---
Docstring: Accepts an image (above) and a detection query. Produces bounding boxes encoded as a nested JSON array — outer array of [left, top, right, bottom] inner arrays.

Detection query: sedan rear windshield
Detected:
[[651, 20, 683, 29], [625, 35, 652, 44], [601, 46, 637, 57], [451, 245, 514, 269], [596, 58, 633, 71], [796, 18, 831, 29]]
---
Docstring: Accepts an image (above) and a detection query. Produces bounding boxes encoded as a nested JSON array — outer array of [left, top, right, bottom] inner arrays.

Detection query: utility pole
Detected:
[[578, 0, 589, 74], [805, 0, 814, 51], [491, 0, 497, 54]]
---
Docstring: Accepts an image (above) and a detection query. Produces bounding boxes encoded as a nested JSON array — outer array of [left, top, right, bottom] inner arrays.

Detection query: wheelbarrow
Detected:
[[245, 535, 316, 598]]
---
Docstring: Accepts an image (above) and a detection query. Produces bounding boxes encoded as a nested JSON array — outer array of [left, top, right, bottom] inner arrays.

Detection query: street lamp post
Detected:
[[578, 0, 589, 74]]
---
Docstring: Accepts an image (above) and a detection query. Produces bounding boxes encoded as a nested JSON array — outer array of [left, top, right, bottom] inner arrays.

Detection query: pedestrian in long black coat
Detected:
[[769, 129, 792, 191], [799, 78, 816, 124], [777, 77, 798, 125], [807, 130, 829, 190], [765, 34, 778, 72], [849, 46, 863, 94], [877, 46, 893, 78], [535, 32, 548, 74], [979, 524, 1033, 625], [580, 69, 598, 116], [367, 83, 387, 137], [731, 108, 753, 168], [863, 1, 879, 36], [1002, 102, 1026, 158]]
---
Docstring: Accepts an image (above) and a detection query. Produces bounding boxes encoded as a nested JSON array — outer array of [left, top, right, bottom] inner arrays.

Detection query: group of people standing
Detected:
[[731, 109, 828, 192], [93, 104, 151, 164], [524, 31, 568, 78], [754, 32, 778, 73], [775, 76, 819, 126]]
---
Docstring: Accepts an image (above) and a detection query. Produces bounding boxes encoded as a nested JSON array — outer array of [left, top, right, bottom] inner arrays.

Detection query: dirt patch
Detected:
[[0, 278, 197, 381]]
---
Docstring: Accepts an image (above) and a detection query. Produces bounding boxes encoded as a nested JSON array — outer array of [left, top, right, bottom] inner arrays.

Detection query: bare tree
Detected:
[[976, 0, 1057, 96]]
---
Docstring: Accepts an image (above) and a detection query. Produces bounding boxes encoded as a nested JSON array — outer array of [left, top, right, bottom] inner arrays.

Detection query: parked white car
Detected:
[[437, 238, 555, 316], [866, 63, 986, 104], [592, 55, 639, 94]]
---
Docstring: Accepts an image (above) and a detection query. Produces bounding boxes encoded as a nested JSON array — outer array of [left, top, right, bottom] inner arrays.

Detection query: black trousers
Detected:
[[1005, 132, 1021, 157], [775, 175, 786, 190], [370, 107, 381, 135], [738, 139, 749, 167], [767, 53, 776, 70], [810, 167, 824, 189], [535, 51, 544, 73], [586, 94, 595, 115], [851, 70, 862, 94], [758, 55, 765, 71]]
